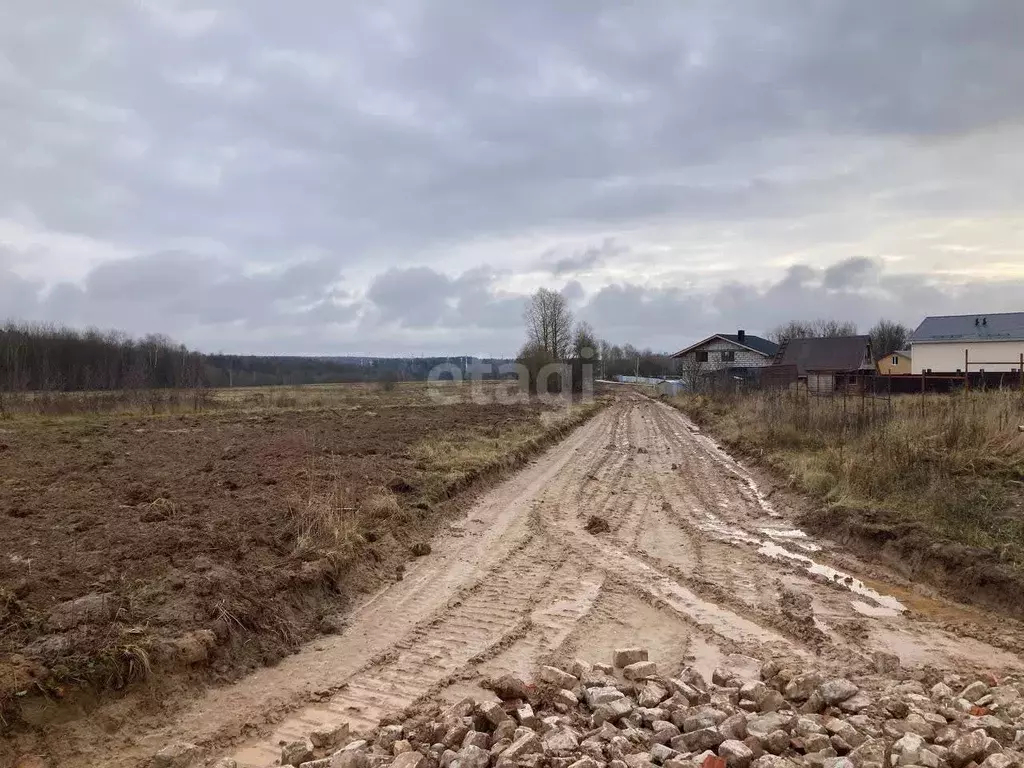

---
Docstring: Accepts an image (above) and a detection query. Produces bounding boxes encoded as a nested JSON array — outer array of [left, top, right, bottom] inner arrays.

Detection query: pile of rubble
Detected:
[[199, 648, 1024, 768]]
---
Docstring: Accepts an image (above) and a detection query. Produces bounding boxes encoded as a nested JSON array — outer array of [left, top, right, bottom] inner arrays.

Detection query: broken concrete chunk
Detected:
[[542, 728, 581, 755], [540, 666, 579, 690], [503, 733, 542, 760], [615, 649, 651, 669], [979, 755, 1014, 768], [452, 745, 489, 768], [719, 714, 748, 742], [719, 740, 754, 768], [587, 686, 627, 707], [478, 700, 509, 726], [947, 730, 990, 768], [330, 750, 370, 768], [595, 698, 636, 726], [554, 688, 580, 710], [282, 738, 315, 767], [312, 723, 351, 750], [378, 726, 405, 752], [153, 743, 201, 768], [391, 752, 426, 768], [785, 673, 824, 703], [462, 731, 490, 751], [625, 661, 660, 681], [960, 682, 991, 703], [818, 680, 859, 706]]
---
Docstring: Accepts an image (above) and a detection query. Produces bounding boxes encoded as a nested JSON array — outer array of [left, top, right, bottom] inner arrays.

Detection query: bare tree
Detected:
[[680, 355, 708, 392], [524, 288, 573, 360], [573, 321, 598, 360], [769, 319, 858, 344], [869, 319, 910, 362]]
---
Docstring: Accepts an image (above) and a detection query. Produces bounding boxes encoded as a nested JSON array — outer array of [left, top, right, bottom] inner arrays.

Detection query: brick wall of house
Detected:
[[678, 338, 773, 370]]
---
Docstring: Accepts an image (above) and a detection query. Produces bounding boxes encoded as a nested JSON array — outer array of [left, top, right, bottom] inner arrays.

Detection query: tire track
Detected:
[[230, 539, 559, 766], [156, 392, 1024, 768]]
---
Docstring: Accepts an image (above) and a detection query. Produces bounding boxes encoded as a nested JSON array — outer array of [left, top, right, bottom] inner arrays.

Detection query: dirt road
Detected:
[[75, 393, 1024, 767]]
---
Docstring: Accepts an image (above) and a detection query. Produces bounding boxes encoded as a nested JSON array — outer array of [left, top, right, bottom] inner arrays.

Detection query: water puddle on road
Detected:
[[758, 542, 907, 615], [760, 527, 822, 553]]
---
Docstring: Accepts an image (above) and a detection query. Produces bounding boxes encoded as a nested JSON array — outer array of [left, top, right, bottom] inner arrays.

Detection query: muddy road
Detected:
[[69, 393, 1024, 767]]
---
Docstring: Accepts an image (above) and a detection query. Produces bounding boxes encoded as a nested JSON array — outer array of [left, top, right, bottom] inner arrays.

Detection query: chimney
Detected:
[[737, 329, 746, 343]]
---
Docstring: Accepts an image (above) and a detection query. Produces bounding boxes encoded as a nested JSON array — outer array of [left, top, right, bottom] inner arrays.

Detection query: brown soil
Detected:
[[9, 391, 1024, 768], [0, 399, 579, 740], [798, 505, 1024, 621]]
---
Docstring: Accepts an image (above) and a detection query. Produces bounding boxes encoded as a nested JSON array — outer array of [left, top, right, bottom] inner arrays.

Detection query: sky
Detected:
[[2, 0, 1023, 357]]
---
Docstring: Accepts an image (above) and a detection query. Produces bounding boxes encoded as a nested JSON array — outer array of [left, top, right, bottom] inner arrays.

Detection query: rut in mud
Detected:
[[40, 393, 1024, 767]]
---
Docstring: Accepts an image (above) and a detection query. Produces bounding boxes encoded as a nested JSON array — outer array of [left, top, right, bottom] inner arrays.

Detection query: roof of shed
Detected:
[[911, 312, 1024, 343], [774, 335, 872, 374]]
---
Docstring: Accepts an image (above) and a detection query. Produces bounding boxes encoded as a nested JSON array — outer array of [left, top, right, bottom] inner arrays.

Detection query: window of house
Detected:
[[695, 350, 709, 363], [892, 355, 899, 365], [721, 350, 736, 363]]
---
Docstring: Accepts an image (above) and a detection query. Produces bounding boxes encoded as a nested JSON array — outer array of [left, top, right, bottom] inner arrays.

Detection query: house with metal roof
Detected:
[[909, 313, 1024, 374], [670, 330, 778, 371], [771, 335, 874, 393]]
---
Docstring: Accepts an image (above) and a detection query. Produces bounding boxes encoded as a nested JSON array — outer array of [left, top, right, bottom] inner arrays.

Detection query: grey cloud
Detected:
[[822, 257, 880, 291], [2, 2, 1023, 354], [5, 0, 1024, 262], [6, 250, 352, 346], [579, 259, 1024, 352], [364, 265, 526, 335], [544, 239, 626, 276]]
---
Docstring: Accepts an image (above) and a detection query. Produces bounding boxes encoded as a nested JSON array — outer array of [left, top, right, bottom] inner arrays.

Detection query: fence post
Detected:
[[965, 348, 970, 392]]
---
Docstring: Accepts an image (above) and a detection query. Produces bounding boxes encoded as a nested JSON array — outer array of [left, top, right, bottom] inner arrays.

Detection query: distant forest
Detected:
[[0, 322, 515, 391]]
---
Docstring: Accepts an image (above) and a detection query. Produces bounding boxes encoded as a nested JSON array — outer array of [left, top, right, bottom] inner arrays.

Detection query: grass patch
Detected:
[[670, 388, 1024, 567], [411, 399, 605, 501]]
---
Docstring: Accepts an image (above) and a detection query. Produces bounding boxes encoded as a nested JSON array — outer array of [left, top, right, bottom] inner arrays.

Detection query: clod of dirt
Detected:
[[388, 477, 416, 494], [777, 585, 829, 646], [319, 614, 349, 635], [409, 542, 431, 557], [45, 592, 120, 631], [585, 515, 611, 534]]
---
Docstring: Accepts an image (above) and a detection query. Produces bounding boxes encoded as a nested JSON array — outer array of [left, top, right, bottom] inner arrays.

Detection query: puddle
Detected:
[[761, 527, 822, 553], [701, 512, 761, 545], [759, 542, 907, 614], [850, 600, 902, 618]]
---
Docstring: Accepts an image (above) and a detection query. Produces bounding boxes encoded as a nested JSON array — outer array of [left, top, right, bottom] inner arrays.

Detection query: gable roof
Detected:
[[774, 335, 872, 374], [670, 333, 778, 359], [911, 312, 1024, 344]]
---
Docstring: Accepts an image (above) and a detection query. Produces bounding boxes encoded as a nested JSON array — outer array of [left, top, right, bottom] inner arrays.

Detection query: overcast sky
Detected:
[[2, 1, 1023, 356]]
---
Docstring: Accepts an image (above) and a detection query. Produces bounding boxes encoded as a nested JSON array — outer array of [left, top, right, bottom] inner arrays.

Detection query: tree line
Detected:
[[0, 321, 520, 394], [0, 322, 205, 392]]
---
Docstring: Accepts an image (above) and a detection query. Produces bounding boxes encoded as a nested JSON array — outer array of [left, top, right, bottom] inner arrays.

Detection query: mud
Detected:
[[13, 392, 1024, 767], [799, 506, 1024, 621]]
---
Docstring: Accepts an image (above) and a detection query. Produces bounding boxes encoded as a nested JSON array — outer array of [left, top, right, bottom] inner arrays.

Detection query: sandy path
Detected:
[[71, 393, 1024, 767]]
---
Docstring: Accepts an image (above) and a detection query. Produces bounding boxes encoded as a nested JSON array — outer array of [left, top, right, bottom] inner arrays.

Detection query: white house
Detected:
[[671, 330, 779, 371], [909, 313, 1024, 374]]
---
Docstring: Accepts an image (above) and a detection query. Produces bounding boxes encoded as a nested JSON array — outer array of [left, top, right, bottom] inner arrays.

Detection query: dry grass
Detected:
[[0, 380, 516, 419], [411, 399, 605, 500], [672, 388, 1024, 564]]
